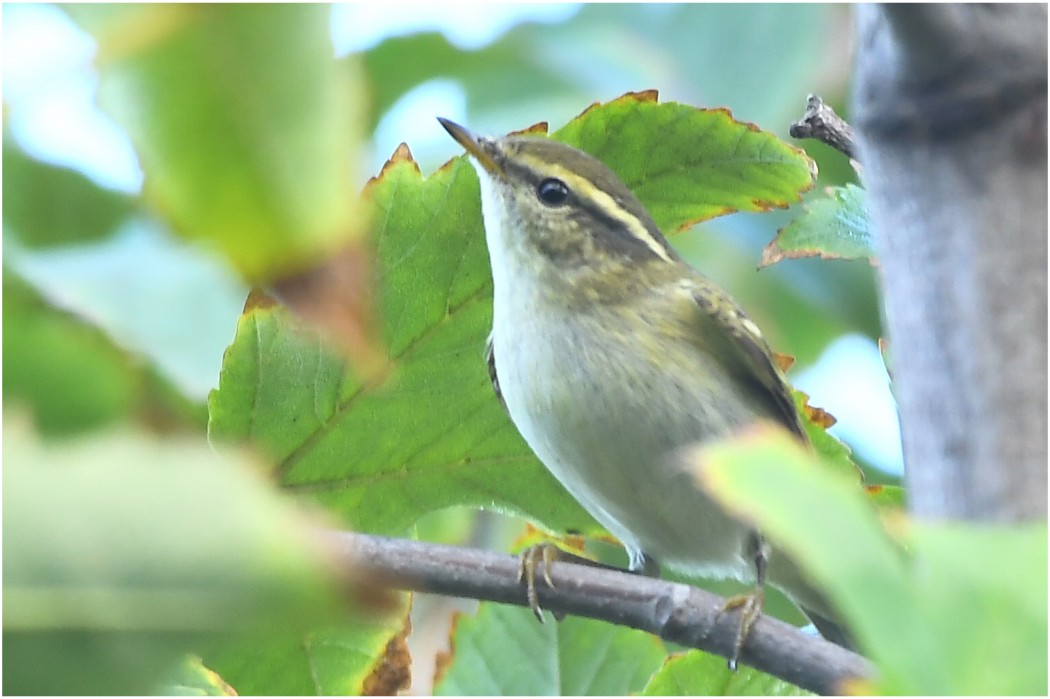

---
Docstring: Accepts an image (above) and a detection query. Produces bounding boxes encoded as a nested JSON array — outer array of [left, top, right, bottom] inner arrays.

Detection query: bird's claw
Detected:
[[517, 543, 562, 622], [718, 585, 765, 671]]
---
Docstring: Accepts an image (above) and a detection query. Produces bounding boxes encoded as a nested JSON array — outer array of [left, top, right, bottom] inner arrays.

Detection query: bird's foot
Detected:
[[517, 543, 563, 622], [719, 584, 765, 671], [517, 543, 652, 622]]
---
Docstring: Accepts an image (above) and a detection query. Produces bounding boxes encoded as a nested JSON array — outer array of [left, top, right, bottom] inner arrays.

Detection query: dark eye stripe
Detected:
[[570, 195, 665, 261], [504, 151, 675, 263]]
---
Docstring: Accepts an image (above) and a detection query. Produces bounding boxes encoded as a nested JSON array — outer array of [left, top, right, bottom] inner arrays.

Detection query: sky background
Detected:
[[1, 3, 903, 475]]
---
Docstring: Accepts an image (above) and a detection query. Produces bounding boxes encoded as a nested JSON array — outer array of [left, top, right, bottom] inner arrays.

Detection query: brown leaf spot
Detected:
[[703, 106, 737, 122], [241, 288, 279, 314], [618, 88, 660, 104], [750, 197, 792, 212], [269, 240, 394, 386], [773, 351, 796, 372], [432, 612, 463, 688], [509, 121, 549, 137], [365, 143, 421, 193], [673, 205, 735, 231], [573, 89, 661, 124], [362, 618, 413, 696], [389, 142, 415, 165], [802, 400, 838, 429], [759, 240, 787, 268]]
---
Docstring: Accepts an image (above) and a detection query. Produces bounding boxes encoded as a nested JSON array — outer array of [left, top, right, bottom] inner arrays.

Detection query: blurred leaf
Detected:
[[208, 151, 597, 537], [554, 4, 828, 128], [361, 30, 579, 133], [203, 601, 411, 695], [762, 185, 873, 267], [156, 656, 236, 696], [2, 138, 134, 248], [3, 268, 137, 433], [692, 427, 1047, 695], [641, 650, 810, 696], [898, 523, 1047, 696], [3, 267, 207, 435], [554, 91, 816, 232], [6, 220, 248, 403], [434, 603, 666, 695], [689, 428, 911, 659], [362, 5, 829, 134], [1, 421, 341, 695], [863, 483, 906, 510], [64, 4, 366, 281]]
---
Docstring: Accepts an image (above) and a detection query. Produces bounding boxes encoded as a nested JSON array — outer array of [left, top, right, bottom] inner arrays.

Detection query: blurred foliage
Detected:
[[5, 4, 1037, 697], [62, 3, 367, 282], [693, 428, 1047, 695], [2, 421, 351, 695], [2, 136, 135, 248], [3, 267, 207, 435]]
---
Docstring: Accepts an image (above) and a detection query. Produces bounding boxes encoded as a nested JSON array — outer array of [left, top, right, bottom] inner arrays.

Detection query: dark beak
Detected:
[[437, 117, 502, 175]]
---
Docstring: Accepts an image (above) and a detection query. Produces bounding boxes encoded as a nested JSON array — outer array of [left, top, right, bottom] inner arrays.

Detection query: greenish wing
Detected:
[[688, 279, 806, 440]]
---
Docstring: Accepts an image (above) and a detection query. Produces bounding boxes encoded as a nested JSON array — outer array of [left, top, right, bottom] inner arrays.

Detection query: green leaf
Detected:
[[1, 421, 341, 695], [761, 185, 873, 267], [2, 138, 134, 248], [2, 267, 207, 435], [203, 606, 411, 695], [863, 483, 906, 510], [692, 428, 1048, 695], [361, 5, 828, 138], [208, 153, 598, 537], [156, 656, 236, 696], [64, 4, 366, 281], [360, 31, 578, 134], [641, 650, 810, 696], [435, 603, 666, 695], [899, 523, 1047, 696], [553, 92, 817, 233], [791, 390, 862, 483], [3, 268, 138, 433]]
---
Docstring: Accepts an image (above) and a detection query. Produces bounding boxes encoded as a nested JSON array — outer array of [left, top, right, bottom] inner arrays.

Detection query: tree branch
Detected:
[[323, 531, 873, 695], [789, 94, 858, 161]]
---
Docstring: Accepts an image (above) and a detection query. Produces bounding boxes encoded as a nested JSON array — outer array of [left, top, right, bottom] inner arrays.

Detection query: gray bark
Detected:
[[323, 531, 873, 695], [851, 5, 1047, 520]]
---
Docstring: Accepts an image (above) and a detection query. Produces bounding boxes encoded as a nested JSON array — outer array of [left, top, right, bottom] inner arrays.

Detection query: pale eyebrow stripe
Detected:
[[514, 155, 675, 263]]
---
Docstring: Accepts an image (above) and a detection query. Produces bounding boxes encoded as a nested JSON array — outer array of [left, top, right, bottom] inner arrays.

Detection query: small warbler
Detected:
[[439, 117, 849, 662]]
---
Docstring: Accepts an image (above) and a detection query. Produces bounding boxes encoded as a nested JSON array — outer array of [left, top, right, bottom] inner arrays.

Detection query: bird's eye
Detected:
[[536, 178, 570, 207]]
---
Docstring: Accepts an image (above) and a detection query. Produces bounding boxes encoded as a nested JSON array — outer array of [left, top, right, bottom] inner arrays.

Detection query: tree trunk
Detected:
[[851, 5, 1047, 521]]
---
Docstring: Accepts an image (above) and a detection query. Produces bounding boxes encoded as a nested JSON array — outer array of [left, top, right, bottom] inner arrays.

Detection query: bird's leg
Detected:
[[518, 544, 658, 621], [517, 543, 562, 622], [720, 532, 770, 670], [629, 550, 661, 578]]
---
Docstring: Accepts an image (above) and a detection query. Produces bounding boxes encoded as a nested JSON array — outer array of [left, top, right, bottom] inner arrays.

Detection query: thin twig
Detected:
[[790, 94, 859, 161], [323, 531, 874, 695]]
